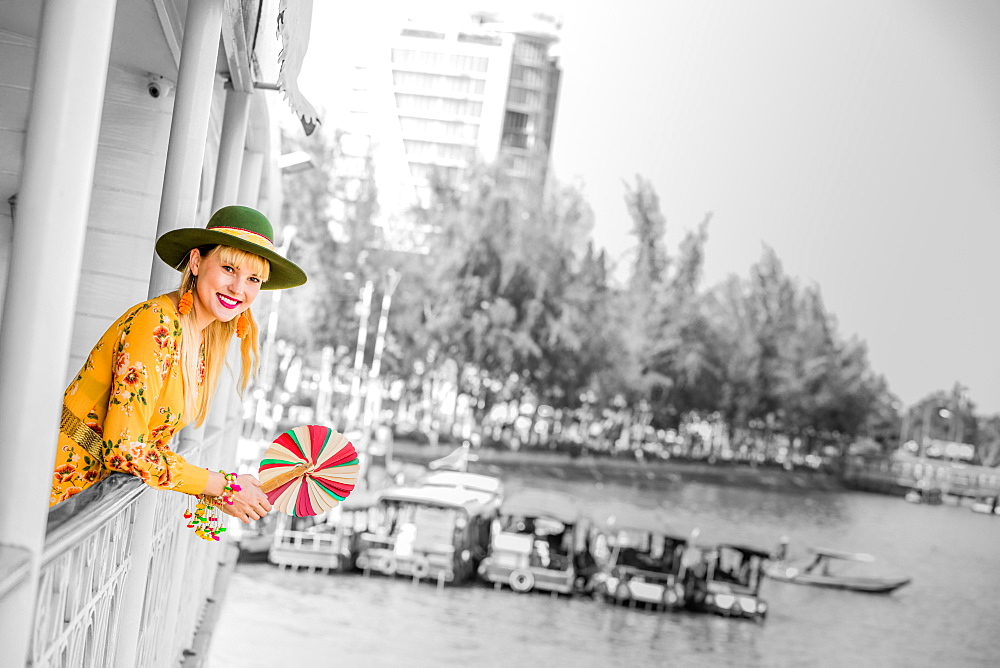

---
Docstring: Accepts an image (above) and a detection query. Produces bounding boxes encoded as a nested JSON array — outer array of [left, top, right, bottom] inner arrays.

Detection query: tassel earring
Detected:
[[178, 289, 194, 315], [235, 311, 250, 339]]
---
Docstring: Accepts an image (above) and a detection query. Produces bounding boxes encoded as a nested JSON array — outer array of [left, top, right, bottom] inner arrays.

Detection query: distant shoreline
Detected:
[[387, 441, 845, 493]]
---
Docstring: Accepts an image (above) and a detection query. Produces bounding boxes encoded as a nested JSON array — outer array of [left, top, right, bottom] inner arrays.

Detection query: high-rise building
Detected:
[[343, 11, 562, 250]]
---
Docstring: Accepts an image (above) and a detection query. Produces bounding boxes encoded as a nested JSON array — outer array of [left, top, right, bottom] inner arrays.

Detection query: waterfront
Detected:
[[205, 473, 1000, 667]]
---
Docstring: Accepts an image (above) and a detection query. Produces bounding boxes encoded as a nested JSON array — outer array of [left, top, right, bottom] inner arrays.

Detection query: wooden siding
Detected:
[[66, 64, 173, 381]]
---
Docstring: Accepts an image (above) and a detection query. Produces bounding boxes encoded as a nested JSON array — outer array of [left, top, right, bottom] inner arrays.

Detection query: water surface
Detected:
[[205, 473, 999, 667]]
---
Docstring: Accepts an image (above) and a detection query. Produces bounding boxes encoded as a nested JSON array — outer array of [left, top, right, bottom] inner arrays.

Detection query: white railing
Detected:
[[32, 490, 138, 667], [26, 392, 242, 668]]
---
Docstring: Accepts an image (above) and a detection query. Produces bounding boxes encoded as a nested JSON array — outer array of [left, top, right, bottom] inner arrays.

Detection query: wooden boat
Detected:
[[478, 489, 583, 595], [765, 547, 911, 593], [267, 490, 380, 573], [587, 502, 692, 611], [356, 485, 498, 585], [684, 541, 771, 621]]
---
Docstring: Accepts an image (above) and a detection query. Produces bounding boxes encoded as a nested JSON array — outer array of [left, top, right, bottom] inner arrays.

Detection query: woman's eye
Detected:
[[249, 277, 261, 284], [222, 265, 235, 273]]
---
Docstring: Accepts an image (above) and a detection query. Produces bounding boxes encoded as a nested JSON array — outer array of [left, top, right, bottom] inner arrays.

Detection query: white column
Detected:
[[0, 0, 117, 665], [237, 151, 264, 206], [121, 3, 224, 662], [149, 0, 225, 299], [211, 90, 251, 212]]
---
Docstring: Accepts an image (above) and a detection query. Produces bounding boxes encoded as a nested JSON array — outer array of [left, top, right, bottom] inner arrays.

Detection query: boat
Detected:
[[267, 490, 380, 573], [477, 489, 583, 595], [904, 484, 943, 505], [355, 484, 498, 585], [684, 541, 770, 621], [971, 494, 1000, 516], [764, 547, 911, 593], [587, 502, 691, 611]]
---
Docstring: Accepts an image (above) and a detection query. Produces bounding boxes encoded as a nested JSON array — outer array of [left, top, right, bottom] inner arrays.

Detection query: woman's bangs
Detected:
[[218, 245, 271, 281]]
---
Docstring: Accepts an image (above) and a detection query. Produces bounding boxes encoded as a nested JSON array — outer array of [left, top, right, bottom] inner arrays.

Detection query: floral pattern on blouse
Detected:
[[51, 295, 209, 505]]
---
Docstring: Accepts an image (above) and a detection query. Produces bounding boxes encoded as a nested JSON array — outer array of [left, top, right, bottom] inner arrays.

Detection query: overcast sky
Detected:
[[298, 0, 1000, 414]]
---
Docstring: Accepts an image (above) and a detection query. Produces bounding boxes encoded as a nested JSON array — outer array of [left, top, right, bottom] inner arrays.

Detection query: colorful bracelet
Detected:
[[220, 470, 241, 505], [184, 496, 226, 541], [181, 471, 240, 542]]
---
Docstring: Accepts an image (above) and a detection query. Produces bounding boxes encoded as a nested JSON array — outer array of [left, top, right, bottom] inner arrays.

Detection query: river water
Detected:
[[204, 471, 999, 667]]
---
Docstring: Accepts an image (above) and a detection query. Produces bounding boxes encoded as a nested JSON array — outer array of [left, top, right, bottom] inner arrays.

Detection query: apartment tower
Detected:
[[344, 11, 562, 249]]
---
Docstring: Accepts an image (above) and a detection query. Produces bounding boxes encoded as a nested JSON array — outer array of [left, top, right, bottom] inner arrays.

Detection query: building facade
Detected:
[[347, 12, 562, 249]]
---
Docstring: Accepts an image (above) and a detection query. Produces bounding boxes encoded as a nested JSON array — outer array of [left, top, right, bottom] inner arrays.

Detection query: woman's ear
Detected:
[[188, 248, 202, 276]]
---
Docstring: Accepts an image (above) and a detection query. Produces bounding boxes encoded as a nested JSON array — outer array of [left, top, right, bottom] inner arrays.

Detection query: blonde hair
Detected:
[[176, 245, 270, 425]]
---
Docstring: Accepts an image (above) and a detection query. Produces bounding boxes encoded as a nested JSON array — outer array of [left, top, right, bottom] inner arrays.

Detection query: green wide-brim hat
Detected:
[[155, 206, 307, 290]]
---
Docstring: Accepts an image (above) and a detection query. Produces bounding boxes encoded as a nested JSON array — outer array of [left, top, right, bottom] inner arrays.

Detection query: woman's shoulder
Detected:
[[115, 295, 182, 337]]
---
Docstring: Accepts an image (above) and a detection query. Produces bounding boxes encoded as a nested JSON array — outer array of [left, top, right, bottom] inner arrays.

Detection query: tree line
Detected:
[[272, 129, 997, 464]]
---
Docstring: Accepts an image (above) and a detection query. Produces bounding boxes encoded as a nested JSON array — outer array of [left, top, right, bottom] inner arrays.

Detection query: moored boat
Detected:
[[587, 503, 691, 611], [684, 541, 770, 621], [478, 488, 583, 595], [356, 485, 498, 585], [267, 490, 380, 573]]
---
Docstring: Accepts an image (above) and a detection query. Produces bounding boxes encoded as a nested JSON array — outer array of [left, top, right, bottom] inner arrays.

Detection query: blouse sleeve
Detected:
[[100, 303, 209, 495]]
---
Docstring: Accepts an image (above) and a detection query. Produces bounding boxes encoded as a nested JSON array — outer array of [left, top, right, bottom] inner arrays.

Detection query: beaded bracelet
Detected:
[[220, 470, 241, 505], [182, 471, 240, 541], [184, 497, 225, 541]]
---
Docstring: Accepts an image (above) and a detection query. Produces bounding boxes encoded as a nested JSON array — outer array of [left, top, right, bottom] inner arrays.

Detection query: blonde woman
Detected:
[[51, 206, 306, 532]]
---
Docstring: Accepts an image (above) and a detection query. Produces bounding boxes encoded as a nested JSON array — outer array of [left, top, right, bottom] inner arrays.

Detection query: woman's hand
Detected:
[[217, 473, 272, 524]]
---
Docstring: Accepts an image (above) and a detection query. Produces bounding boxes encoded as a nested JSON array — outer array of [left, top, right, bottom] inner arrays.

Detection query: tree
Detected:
[[408, 164, 618, 430], [619, 176, 673, 413], [644, 215, 716, 424], [277, 127, 378, 355]]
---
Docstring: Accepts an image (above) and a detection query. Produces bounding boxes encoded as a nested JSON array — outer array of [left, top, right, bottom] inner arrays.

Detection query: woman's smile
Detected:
[[217, 293, 241, 310]]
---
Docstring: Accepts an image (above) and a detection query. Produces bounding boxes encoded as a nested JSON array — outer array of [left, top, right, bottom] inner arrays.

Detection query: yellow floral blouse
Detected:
[[50, 294, 210, 505]]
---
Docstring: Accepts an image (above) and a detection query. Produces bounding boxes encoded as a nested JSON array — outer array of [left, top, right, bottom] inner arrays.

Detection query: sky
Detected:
[[296, 0, 1000, 414]]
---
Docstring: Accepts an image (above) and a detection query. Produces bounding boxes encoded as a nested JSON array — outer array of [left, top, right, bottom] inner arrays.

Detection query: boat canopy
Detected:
[[379, 485, 496, 516], [587, 501, 686, 539], [499, 489, 580, 525], [419, 471, 504, 496], [810, 547, 876, 563]]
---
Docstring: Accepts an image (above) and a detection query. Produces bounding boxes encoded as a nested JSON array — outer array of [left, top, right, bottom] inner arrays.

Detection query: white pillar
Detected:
[[149, 0, 225, 299], [122, 3, 224, 662], [0, 0, 117, 664], [211, 90, 251, 212], [237, 151, 264, 206]]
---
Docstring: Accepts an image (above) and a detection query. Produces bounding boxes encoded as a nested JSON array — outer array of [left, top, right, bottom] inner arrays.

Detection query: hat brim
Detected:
[[155, 228, 307, 290]]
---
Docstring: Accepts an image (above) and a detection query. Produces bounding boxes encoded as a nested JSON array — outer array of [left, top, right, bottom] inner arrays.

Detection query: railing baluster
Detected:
[[22, 414, 242, 667]]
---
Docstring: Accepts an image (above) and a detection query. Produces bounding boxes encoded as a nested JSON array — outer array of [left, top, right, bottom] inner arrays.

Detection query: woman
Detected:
[[51, 206, 306, 535]]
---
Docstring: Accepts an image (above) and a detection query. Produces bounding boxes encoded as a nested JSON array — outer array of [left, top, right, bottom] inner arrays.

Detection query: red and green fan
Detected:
[[258, 425, 359, 516]]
